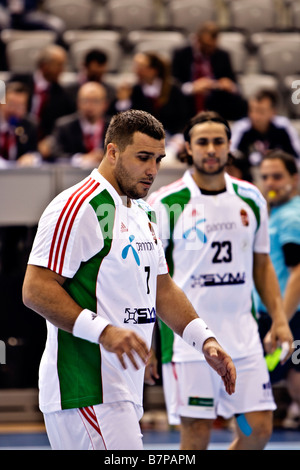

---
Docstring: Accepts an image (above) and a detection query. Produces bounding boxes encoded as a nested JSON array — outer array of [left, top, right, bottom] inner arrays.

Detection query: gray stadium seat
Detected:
[[63, 29, 122, 47], [165, 0, 217, 33], [251, 32, 300, 50], [43, 0, 95, 30], [258, 41, 300, 83], [218, 32, 248, 75], [238, 74, 279, 99], [3, 31, 57, 73], [127, 31, 188, 60], [105, 0, 157, 33], [1, 28, 56, 45], [228, 0, 278, 35]]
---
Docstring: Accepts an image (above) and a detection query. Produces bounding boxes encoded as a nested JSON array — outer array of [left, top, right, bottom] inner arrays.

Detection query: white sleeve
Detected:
[[253, 198, 270, 254], [28, 197, 104, 278]]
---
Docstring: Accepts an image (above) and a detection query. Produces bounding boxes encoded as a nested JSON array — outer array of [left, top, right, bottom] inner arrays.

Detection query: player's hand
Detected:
[[202, 338, 236, 395], [99, 325, 150, 370], [264, 326, 294, 364], [144, 348, 160, 385]]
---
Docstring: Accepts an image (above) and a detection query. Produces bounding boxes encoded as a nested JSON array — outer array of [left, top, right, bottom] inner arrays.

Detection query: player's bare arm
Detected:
[[253, 252, 294, 359], [22, 264, 149, 369], [156, 273, 236, 394]]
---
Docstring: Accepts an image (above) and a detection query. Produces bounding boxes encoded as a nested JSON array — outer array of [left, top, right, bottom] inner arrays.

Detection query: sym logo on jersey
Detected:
[[191, 272, 246, 287], [124, 307, 156, 324]]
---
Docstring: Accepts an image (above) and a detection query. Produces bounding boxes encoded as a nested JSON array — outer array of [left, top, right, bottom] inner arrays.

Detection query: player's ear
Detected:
[[106, 143, 119, 164], [185, 142, 192, 155]]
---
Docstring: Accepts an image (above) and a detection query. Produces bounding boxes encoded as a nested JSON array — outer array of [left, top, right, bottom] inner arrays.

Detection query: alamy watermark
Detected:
[[0, 340, 6, 364], [0, 80, 5, 104], [291, 80, 300, 105], [291, 340, 300, 365]]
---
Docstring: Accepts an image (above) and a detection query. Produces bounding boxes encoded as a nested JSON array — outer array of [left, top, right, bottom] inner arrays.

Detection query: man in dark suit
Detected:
[[51, 81, 109, 168], [0, 81, 39, 165], [12, 44, 75, 159], [172, 21, 247, 121]]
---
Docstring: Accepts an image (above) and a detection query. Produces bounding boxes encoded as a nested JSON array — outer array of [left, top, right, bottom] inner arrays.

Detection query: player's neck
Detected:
[[192, 170, 226, 192]]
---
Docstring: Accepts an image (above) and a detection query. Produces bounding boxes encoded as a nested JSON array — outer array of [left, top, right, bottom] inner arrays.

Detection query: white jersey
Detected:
[[28, 169, 168, 413], [148, 169, 269, 361]]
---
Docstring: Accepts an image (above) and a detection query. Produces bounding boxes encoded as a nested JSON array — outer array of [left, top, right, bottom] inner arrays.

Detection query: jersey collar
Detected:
[[184, 169, 235, 195], [91, 169, 126, 206]]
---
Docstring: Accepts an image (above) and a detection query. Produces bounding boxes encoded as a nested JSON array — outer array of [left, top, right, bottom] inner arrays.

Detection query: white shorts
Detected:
[[162, 353, 276, 422], [44, 401, 144, 450]]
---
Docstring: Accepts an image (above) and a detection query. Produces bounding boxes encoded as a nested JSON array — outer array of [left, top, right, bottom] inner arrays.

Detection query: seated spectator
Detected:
[[226, 150, 253, 182], [0, 0, 65, 34], [172, 21, 247, 121], [231, 89, 300, 172], [111, 51, 189, 138], [11, 44, 75, 159], [66, 49, 116, 110], [0, 81, 40, 166], [51, 81, 109, 168]]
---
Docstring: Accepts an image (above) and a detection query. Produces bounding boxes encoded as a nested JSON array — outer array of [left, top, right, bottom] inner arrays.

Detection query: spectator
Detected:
[[66, 49, 116, 110], [231, 89, 300, 173], [172, 21, 247, 121], [51, 81, 110, 168], [0, 81, 39, 166], [111, 51, 189, 138], [226, 150, 253, 182], [257, 150, 300, 429], [0, 0, 65, 34], [11, 44, 75, 159]]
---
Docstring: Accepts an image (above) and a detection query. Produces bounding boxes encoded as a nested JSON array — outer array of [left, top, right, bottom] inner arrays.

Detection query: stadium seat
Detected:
[[63, 29, 122, 47], [251, 32, 300, 50], [238, 73, 279, 99], [3, 31, 56, 73], [228, 0, 278, 35], [257, 41, 300, 83], [127, 30, 187, 60], [289, 1, 300, 30], [165, 0, 217, 33], [218, 32, 248, 75], [105, 0, 157, 33], [1, 29, 56, 45], [43, 0, 95, 30]]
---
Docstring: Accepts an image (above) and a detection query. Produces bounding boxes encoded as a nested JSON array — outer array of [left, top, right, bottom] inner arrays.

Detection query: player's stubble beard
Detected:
[[194, 156, 229, 176], [114, 156, 153, 200]]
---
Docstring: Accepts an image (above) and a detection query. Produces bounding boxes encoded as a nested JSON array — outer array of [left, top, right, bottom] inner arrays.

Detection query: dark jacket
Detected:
[[172, 45, 247, 121], [0, 115, 38, 160], [51, 112, 109, 161], [10, 74, 76, 139]]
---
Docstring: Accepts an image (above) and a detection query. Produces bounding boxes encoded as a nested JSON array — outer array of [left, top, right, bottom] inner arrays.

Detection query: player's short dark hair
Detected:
[[6, 81, 30, 95], [104, 109, 165, 152], [84, 49, 108, 66], [261, 149, 298, 175], [252, 88, 279, 108], [183, 110, 231, 143]]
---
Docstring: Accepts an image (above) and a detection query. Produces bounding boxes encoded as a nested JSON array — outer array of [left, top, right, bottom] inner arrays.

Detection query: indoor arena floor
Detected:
[[0, 425, 299, 450]]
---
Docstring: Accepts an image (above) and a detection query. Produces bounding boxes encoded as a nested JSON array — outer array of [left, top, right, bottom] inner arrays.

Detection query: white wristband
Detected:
[[73, 309, 110, 343], [182, 318, 216, 353]]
